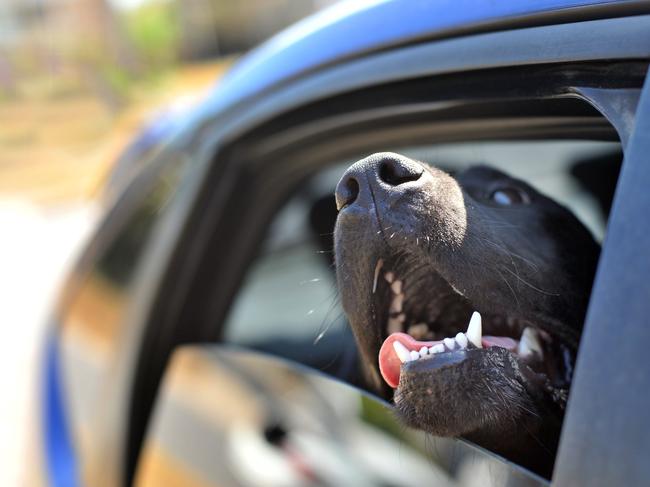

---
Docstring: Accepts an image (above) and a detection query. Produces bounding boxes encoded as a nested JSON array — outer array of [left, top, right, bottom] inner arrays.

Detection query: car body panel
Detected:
[[207, 0, 642, 114], [44, 332, 79, 487]]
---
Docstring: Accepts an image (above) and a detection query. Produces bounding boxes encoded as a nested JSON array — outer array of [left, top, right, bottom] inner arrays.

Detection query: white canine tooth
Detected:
[[409, 350, 420, 361], [443, 337, 456, 350], [466, 311, 483, 348], [372, 259, 383, 294], [455, 332, 468, 349], [393, 341, 412, 363], [518, 327, 543, 357], [390, 280, 402, 294], [430, 344, 445, 354], [387, 316, 404, 334], [385, 271, 395, 283], [389, 294, 404, 313], [419, 346, 429, 357]]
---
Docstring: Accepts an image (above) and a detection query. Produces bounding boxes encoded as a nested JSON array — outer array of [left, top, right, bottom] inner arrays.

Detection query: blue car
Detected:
[[41, 1, 650, 486]]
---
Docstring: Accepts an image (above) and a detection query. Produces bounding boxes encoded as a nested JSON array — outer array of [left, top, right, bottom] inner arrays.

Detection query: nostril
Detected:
[[336, 175, 360, 210], [379, 157, 423, 186]]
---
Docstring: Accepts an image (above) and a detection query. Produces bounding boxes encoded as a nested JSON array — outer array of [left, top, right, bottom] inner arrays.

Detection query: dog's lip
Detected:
[[379, 331, 518, 388]]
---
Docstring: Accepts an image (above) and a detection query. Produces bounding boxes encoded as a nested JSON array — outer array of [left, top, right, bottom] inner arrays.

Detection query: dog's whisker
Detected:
[[502, 267, 560, 296], [495, 268, 520, 308], [478, 237, 541, 273], [299, 278, 322, 285], [314, 296, 345, 345]]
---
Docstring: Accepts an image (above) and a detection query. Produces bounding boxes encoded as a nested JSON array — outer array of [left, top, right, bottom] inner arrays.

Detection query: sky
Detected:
[[109, 0, 152, 11]]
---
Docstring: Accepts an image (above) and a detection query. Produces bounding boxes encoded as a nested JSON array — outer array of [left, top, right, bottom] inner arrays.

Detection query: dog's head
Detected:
[[333, 153, 600, 476]]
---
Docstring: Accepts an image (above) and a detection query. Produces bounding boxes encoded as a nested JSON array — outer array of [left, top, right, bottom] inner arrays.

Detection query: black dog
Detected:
[[333, 153, 600, 478]]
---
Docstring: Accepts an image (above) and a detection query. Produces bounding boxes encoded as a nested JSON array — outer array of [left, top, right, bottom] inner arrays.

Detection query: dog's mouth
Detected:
[[370, 258, 574, 392]]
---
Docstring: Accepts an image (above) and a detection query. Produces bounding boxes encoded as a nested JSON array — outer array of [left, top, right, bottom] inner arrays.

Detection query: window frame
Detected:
[[117, 15, 650, 485]]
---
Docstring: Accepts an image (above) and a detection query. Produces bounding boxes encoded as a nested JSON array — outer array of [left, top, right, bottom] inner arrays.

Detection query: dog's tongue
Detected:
[[378, 332, 518, 388], [379, 333, 440, 388]]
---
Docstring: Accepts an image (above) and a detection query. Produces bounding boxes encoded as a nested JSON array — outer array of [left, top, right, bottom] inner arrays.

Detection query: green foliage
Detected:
[[125, 1, 180, 71], [102, 63, 132, 97], [360, 395, 406, 439]]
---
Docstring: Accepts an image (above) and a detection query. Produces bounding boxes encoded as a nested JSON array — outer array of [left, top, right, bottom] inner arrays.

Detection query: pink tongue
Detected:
[[378, 332, 518, 389], [379, 333, 440, 388]]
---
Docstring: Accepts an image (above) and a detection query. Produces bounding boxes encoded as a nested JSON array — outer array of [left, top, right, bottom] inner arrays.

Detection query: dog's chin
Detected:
[[394, 346, 550, 438]]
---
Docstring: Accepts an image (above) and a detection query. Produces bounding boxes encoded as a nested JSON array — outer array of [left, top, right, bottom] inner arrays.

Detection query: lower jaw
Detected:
[[378, 311, 550, 389]]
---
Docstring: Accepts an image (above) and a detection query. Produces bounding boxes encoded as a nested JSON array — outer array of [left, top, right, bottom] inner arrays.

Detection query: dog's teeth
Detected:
[[387, 316, 404, 334], [443, 337, 456, 350], [518, 327, 543, 358], [430, 344, 445, 354], [409, 350, 420, 361], [372, 259, 383, 294], [393, 341, 411, 363], [389, 293, 404, 313], [419, 346, 429, 357], [390, 280, 402, 294], [466, 311, 482, 348], [385, 271, 395, 283], [455, 332, 468, 349]]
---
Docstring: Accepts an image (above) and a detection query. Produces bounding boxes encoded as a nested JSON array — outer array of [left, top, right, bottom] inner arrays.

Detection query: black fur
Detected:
[[333, 153, 600, 477]]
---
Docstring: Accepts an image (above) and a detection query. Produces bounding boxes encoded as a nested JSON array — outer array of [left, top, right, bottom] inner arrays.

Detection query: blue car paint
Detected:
[[208, 0, 620, 113], [44, 334, 79, 487]]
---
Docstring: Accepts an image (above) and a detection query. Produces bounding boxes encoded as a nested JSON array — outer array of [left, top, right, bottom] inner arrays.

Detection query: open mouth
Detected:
[[371, 258, 573, 391]]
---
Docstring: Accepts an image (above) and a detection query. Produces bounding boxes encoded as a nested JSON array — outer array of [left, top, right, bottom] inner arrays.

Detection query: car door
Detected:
[[128, 22, 649, 487]]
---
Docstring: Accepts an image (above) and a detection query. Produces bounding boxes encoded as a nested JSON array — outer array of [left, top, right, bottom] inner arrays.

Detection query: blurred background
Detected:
[[0, 0, 338, 484]]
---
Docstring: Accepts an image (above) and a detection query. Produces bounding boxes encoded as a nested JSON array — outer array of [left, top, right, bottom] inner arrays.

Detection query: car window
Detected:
[[223, 164, 359, 379], [222, 138, 621, 378]]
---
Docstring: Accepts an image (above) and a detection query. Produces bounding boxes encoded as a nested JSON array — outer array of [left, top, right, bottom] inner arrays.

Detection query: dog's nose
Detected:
[[335, 152, 424, 210]]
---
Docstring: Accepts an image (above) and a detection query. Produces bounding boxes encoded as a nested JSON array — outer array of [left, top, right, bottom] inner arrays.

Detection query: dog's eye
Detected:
[[490, 188, 530, 205]]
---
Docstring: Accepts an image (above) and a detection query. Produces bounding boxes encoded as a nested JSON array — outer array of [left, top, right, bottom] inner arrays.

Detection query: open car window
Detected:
[[222, 138, 621, 376]]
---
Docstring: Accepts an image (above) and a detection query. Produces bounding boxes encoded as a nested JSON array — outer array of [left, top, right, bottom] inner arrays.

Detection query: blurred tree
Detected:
[[178, 0, 337, 59], [125, 2, 180, 71], [0, 0, 337, 108], [74, 0, 141, 110]]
